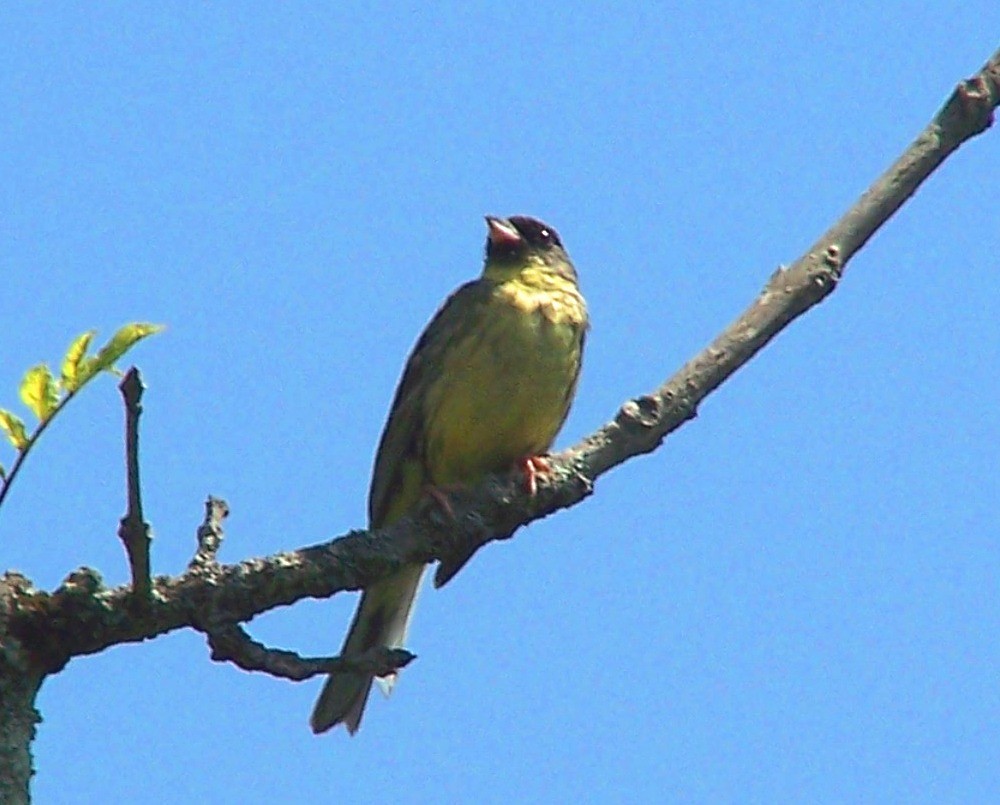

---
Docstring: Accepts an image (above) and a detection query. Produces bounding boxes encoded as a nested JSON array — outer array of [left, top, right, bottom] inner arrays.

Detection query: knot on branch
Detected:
[[0, 571, 38, 599], [955, 74, 996, 133], [617, 395, 662, 430], [59, 567, 105, 596], [823, 244, 843, 272], [938, 53, 1000, 141], [190, 496, 229, 569]]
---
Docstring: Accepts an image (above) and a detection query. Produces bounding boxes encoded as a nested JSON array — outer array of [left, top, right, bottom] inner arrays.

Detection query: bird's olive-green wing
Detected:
[[368, 279, 492, 529], [553, 325, 586, 437]]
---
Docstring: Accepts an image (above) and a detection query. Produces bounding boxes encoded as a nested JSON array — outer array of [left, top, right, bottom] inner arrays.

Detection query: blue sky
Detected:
[[3, 5, 999, 803]]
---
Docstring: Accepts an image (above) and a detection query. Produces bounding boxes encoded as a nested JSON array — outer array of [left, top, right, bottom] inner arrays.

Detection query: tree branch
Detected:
[[0, 571, 44, 804], [3, 47, 998, 682], [203, 622, 414, 681]]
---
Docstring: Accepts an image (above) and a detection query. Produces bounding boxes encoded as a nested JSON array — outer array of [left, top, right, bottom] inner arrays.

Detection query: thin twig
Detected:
[[117, 368, 151, 598], [0, 391, 78, 512], [204, 622, 414, 681]]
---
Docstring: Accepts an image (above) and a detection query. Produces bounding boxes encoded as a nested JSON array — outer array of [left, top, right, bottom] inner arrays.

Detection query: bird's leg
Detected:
[[423, 484, 459, 519], [518, 455, 552, 496], [426, 456, 551, 518]]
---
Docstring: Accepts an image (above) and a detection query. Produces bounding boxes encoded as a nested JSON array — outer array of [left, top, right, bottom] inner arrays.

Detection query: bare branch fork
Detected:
[[3, 46, 998, 714], [187, 497, 416, 681]]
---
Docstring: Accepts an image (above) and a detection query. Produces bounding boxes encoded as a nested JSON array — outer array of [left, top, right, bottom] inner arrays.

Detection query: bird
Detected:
[[310, 215, 589, 735]]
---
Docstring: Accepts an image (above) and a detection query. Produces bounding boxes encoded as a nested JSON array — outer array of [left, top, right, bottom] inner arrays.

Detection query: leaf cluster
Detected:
[[0, 323, 163, 508]]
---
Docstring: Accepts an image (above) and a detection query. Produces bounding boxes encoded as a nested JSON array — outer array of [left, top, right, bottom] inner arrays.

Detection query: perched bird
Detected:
[[310, 215, 589, 735]]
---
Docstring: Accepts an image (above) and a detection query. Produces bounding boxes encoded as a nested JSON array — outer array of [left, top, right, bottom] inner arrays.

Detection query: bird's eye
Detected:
[[506, 216, 561, 248]]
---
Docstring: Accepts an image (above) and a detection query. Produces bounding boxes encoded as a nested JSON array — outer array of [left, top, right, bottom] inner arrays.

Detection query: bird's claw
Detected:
[[518, 455, 552, 496]]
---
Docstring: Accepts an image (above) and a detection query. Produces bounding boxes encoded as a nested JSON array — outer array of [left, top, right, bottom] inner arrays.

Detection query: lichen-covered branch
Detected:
[[0, 574, 44, 805]]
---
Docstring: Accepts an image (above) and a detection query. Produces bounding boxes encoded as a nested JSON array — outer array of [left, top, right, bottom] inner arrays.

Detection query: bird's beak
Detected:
[[485, 216, 522, 248]]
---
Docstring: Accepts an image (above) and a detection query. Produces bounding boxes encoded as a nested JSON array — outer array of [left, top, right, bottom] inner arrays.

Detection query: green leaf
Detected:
[[0, 410, 28, 450], [92, 322, 165, 375], [0, 464, 6, 481], [20, 364, 59, 422], [61, 330, 96, 392]]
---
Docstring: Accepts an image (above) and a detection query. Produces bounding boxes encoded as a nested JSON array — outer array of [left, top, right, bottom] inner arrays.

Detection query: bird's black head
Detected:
[[484, 215, 565, 263]]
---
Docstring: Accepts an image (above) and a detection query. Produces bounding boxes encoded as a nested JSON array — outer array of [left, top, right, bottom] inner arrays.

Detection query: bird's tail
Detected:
[[309, 563, 425, 735]]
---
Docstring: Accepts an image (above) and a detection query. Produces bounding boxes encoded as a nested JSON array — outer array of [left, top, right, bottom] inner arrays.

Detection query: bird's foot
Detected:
[[518, 455, 552, 496]]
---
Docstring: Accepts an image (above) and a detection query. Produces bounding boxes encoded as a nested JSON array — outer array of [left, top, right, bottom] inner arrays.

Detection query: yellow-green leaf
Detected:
[[92, 322, 165, 375], [61, 330, 96, 392], [20, 364, 59, 422], [0, 410, 28, 450]]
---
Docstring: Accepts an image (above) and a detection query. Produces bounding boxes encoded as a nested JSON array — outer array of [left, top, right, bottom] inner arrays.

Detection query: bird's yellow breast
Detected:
[[422, 276, 586, 486]]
